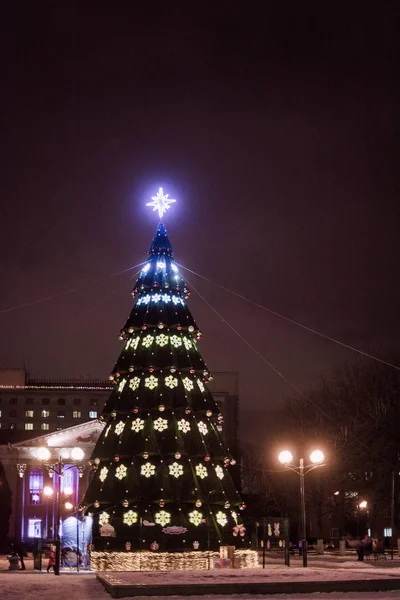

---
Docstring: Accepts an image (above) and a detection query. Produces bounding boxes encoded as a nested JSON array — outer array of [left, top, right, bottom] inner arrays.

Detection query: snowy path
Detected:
[[0, 573, 400, 600]]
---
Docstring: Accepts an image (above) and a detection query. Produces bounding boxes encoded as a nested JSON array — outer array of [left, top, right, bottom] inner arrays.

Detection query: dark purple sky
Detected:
[[1, 2, 399, 416]]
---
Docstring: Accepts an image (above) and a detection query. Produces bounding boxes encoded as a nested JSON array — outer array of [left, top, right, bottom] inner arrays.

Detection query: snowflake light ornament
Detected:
[[115, 465, 128, 480], [195, 464, 208, 479], [197, 379, 205, 392], [145, 375, 158, 390], [115, 421, 125, 435], [170, 335, 182, 348], [178, 419, 191, 433], [215, 465, 224, 480], [155, 510, 171, 527], [123, 510, 138, 525], [147, 187, 176, 219], [98, 511, 110, 525], [118, 378, 127, 392], [183, 338, 193, 350], [142, 335, 153, 348], [129, 377, 140, 391], [165, 375, 178, 389], [153, 417, 168, 432], [153, 293, 161, 302], [216, 511, 228, 527], [183, 377, 194, 392], [141, 462, 156, 478], [99, 467, 108, 483], [169, 462, 184, 478], [189, 510, 203, 526], [131, 418, 145, 432], [162, 293, 170, 303], [156, 334, 169, 347], [126, 337, 140, 350], [197, 421, 208, 435]]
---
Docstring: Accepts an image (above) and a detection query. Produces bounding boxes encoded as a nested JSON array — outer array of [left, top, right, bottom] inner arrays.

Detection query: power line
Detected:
[[178, 262, 400, 372], [0, 262, 146, 316]]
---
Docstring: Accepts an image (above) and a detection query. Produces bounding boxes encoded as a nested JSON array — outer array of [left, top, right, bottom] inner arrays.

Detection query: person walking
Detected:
[[46, 546, 56, 573], [356, 533, 372, 561]]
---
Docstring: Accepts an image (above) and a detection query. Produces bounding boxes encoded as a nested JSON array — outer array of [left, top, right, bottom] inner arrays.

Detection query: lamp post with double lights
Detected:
[[37, 446, 85, 575], [278, 449, 325, 567]]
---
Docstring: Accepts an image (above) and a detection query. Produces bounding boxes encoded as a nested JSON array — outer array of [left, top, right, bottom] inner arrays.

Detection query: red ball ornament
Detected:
[[114, 456, 120, 462], [177, 325, 183, 331], [148, 366, 154, 373], [159, 499, 165, 507], [189, 368, 195, 374], [120, 330, 126, 335], [141, 325, 147, 330], [185, 407, 192, 415], [240, 502, 246, 510], [204, 455, 211, 462], [224, 502, 230, 509], [133, 407, 139, 413], [230, 459, 236, 466], [115, 372, 120, 378]]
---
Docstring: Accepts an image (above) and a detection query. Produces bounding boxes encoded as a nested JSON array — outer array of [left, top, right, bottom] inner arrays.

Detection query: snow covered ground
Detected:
[[1, 554, 400, 600], [0, 574, 400, 600]]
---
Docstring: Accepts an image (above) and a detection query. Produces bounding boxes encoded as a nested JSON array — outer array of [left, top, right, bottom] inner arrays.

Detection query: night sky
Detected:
[[1, 3, 399, 426]]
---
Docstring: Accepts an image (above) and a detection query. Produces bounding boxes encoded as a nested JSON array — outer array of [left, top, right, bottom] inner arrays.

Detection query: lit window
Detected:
[[41, 410, 50, 418], [25, 410, 34, 418], [41, 423, 49, 431], [28, 519, 42, 538], [25, 423, 33, 430], [384, 528, 392, 537], [57, 410, 65, 418], [73, 411, 81, 418], [0, 410, 2, 417], [29, 468, 43, 504], [89, 410, 97, 419]]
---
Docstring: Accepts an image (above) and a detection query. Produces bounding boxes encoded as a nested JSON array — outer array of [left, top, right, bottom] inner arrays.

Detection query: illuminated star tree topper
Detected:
[[146, 187, 176, 219]]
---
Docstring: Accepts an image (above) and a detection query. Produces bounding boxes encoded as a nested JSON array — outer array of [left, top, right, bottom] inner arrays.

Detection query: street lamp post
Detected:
[[278, 449, 325, 568], [37, 446, 85, 575]]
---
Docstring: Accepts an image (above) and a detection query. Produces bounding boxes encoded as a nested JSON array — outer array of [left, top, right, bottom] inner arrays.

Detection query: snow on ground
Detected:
[[0, 574, 400, 600]]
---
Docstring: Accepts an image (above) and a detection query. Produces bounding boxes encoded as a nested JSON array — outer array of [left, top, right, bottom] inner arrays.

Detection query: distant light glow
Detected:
[[147, 188, 176, 219], [171, 264, 178, 273], [36, 447, 51, 461], [71, 447, 85, 461], [310, 449, 325, 464], [157, 261, 166, 270], [278, 450, 293, 465], [142, 264, 151, 274]]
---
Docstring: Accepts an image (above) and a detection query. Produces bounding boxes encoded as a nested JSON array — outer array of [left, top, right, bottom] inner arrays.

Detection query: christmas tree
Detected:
[[82, 189, 246, 551]]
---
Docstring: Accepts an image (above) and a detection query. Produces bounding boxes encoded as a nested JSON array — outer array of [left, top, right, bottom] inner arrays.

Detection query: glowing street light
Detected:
[[358, 500, 368, 509], [37, 447, 85, 575], [278, 449, 326, 567]]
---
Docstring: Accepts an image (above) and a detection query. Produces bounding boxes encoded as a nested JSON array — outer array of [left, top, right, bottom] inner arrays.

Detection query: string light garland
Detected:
[[90, 549, 258, 571]]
